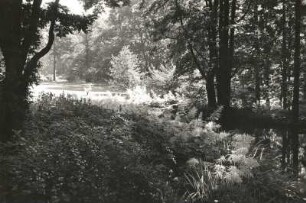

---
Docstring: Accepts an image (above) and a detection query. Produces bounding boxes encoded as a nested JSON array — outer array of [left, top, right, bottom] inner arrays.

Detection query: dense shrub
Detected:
[[0, 94, 304, 203]]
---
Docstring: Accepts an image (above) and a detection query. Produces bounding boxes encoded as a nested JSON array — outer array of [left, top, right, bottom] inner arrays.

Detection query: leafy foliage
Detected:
[[110, 46, 143, 88], [0, 94, 304, 202]]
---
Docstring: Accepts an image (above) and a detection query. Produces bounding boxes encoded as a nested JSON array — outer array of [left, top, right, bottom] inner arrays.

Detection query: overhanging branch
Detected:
[[23, 0, 60, 79]]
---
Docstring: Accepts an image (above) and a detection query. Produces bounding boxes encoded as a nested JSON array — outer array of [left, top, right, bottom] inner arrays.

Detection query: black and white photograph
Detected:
[[0, 0, 306, 202]]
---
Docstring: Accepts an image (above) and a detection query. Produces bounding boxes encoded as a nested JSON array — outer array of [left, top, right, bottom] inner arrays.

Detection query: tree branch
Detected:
[[188, 43, 206, 78], [23, 0, 60, 79], [174, 0, 207, 78]]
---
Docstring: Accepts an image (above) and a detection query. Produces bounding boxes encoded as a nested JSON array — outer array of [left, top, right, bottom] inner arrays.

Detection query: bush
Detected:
[[0, 94, 303, 203], [0, 95, 174, 203]]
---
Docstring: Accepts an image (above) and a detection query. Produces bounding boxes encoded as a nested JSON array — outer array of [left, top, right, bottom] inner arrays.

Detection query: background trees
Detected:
[[40, 0, 306, 116], [110, 46, 143, 88], [142, 0, 305, 112]]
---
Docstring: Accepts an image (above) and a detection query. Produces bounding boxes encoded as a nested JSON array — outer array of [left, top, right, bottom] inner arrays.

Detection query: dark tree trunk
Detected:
[[281, 0, 289, 109], [53, 38, 57, 81], [291, 0, 301, 176], [303, 71, 306, 101], [261, 4, 271, 109], [138, 31, 150, 73], [84, 33, 90, 78], [264, 60, 271, 109], [229, 0, 236, 75], [254, 69, 261, 105], [217, 0, 231, 107], [206, 0, 219, 109], [0, 0, 59, 142], [282, 130, 289, 169], [0, 55, 27, 142], [0, 0, 24, 142], [206, 71, 216, 108], [254, 2, 261, 106]]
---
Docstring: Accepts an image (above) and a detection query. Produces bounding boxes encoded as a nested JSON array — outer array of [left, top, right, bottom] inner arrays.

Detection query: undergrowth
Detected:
[[0, 94, 304, 203]]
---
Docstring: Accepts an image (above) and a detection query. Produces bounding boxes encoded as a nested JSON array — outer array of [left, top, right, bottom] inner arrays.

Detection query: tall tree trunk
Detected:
[[303, 70, 306, 101], [254, 2, 261, 106], [0, 56, 27, 142], [264, 60, 271, 109], [0, 0, 25, 142], [206, 0, 218, 109], [0, 0, 59, 142], [281, 0, 289, 109], [138, 30, 150, 74], [217, 0, 231, 107], [84, 32, 90, 79], [292, 0, 301, 176], [282, 130, 289, 169], [206, 71, 216, 108], [261, 4, 271, 109], [53, 38, 57, 81], [229, 0, 236, 75]]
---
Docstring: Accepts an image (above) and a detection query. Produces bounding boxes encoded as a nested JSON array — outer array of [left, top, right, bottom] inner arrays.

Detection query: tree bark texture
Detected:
[[217, 0, 231, 107], [291, 0, 301, 176], [281, 0, 289, 109], [254, 2, 261, 106], [206, 0, 219, 108]]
